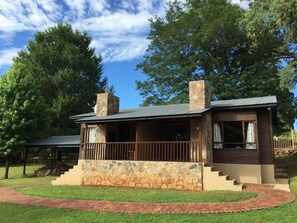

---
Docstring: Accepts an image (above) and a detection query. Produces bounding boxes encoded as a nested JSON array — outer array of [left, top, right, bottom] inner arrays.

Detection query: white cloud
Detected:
[[0, 0, 169, 67], [0, 47, 23, 68], [0, 0, 250, 67]]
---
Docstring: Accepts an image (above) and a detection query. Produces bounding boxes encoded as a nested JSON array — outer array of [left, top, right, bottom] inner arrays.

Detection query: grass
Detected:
[[17, 185, 256, 203], [0, 156, 297, 222], [0, 165, 55, 187]]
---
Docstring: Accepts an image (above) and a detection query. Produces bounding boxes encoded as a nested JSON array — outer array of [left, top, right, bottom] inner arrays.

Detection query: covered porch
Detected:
[[80, 117, 211, 164]]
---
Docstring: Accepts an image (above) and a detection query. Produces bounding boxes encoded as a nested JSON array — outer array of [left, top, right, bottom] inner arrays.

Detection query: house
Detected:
[[52, 80, 277, 191]]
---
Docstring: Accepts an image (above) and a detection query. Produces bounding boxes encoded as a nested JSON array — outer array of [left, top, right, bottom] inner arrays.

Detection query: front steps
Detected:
[[203, 164, 243, 191], [275, 164, 289, 184], [52, 160, 84, 185]]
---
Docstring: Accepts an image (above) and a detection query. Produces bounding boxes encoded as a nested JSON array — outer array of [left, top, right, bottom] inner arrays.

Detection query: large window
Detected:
[[213, 121, 256, 149]]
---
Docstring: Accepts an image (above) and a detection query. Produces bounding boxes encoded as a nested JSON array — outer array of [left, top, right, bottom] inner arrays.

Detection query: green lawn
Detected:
[[0, 165, 55, 187], [0, 157, 297, 222], [17, 185, 256, 203]]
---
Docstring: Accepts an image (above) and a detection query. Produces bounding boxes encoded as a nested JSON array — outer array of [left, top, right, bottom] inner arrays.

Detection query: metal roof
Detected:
[[26, 135, 80, 148], [72, 96, 277, 123], [211, 96, 277, 109], [76, 104, 209, 123]]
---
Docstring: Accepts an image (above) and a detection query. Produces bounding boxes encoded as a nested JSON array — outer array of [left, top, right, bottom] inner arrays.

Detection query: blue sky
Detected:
[[0, 0, 296, 129]]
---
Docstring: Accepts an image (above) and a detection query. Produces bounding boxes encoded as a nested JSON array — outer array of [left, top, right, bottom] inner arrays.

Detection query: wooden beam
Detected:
[[199, 124, 202, 162], [50, 147, 54, 175], [23, 147, 27, 176], [135, 123, 139, 160]]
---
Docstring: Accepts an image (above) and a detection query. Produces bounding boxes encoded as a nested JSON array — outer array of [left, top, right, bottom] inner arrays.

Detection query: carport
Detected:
[[24, 135, 80, 175]]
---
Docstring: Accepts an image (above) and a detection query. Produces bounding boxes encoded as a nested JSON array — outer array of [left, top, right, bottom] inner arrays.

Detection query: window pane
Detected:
[[245, 122, 256, 149], [223, 121, 243, 149], [89, 128, 95, 143], [213, 122, 222, 149]]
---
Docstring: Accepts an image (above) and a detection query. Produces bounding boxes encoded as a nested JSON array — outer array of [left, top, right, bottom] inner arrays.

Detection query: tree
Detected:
[[242, 0, 297, 89], [15, 24, 109, 134], [137, 0, 296, 132], [0, 63, 48, 179]]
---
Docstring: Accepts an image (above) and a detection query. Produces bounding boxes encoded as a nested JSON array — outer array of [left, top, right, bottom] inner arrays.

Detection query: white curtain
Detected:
[[89, 127, 95, 143], [246, 122, 256, 149], [213, 123, 223, 149]]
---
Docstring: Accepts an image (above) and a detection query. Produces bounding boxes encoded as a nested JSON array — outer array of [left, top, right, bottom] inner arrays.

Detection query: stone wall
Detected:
[[82, 160, 202, 191]]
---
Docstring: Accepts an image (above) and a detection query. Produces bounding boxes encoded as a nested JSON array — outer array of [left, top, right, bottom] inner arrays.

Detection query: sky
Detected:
[[0, 0, 296, 129]]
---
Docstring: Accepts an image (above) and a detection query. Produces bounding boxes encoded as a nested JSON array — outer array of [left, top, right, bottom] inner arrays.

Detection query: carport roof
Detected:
[[26, 135, 80, 148]]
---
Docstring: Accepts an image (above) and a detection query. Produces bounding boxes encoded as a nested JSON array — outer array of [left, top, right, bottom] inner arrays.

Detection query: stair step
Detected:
[[275, 168, 288, 173], [275, 178, 289, 184], [275, 172, 288, 178], [276, 164, 288, 169]]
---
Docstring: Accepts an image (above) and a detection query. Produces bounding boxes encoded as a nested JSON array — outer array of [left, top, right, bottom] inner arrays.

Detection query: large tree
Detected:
[[137, 0, 296, 132], [0, 63, 48, 179], [243, 0, 297, 89], [15, 24, 109, 134]]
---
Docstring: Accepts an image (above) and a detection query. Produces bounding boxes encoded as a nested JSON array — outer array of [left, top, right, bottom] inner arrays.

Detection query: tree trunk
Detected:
[[4, 157, 10, 179]]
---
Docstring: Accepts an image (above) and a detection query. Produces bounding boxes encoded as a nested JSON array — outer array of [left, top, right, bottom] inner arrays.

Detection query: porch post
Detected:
[[50, 147, 54, 175], [135, 122, 139, 160], [199, 125, 202, 162], [23, 146, 27, 176], [84, 124, 88, 159]]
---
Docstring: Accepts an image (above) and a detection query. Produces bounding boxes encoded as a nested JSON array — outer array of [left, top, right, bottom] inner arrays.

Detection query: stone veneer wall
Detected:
[[189, 80, 211, 110], [96, 93, 119, 116], [81, 160, 202, 191]]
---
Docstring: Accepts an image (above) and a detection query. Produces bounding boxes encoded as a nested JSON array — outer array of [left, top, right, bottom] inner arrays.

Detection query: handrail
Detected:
[[83, 141, 200, 163]]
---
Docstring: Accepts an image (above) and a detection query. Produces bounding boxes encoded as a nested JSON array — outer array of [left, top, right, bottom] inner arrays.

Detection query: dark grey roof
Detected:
[[26, 135, 80, 148], [73, 96, 277, 123], [76, 104, 209, 123], [211, 96, 277, 109]]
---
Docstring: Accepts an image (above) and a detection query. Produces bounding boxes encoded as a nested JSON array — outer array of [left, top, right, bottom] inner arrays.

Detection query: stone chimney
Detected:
[[189, 80, 211, 110], [95, 92, 119, 116]]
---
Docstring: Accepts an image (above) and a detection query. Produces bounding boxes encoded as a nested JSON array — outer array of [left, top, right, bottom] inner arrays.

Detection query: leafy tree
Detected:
[[0, 63, 48, 179], [15, 24, 109, 134], [242, 0, 297, 89], [137, 0, 296, 131]]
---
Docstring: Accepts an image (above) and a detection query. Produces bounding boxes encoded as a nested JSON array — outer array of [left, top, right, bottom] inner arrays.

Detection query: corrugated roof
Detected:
[[26, 135, 80, 147], [72, 96, 277, 123]]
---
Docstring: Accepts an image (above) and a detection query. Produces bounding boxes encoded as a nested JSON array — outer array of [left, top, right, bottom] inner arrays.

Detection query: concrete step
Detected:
[[276, 164, 288, 169], [275, 172, 288, 178], [275, 178, 289, 184], [275, 168, 288, 174], [203, 164, 242, 191]]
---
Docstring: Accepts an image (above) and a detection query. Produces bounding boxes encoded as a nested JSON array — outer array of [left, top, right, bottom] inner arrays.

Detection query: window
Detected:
[[88, 127, 96, 143], [213, 121, 256, 149]]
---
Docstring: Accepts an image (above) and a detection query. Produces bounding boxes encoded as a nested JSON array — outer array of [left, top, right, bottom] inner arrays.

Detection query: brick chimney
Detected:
[[189, 80, 211, 110], [95, 92, 119, 116]]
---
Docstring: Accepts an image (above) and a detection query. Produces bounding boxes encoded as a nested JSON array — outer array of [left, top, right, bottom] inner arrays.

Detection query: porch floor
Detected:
[[0, 184, 295, 214]]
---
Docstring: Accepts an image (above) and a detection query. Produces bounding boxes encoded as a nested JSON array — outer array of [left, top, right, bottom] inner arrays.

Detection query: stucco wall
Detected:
[[81, 160, 202, 191]]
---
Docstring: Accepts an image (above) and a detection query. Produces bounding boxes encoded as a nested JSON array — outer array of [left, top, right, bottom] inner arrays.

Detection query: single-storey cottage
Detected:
[[52, 80, 277, 191]]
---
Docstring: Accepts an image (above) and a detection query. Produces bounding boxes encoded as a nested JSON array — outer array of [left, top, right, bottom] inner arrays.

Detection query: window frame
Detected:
[[213, 120, 258, 150]]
